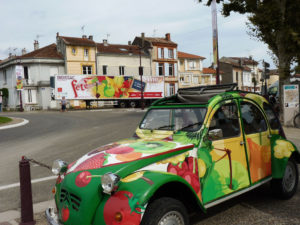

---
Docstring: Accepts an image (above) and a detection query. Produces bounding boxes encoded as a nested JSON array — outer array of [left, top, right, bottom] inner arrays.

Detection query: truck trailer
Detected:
[[54, 75, 165, 108]]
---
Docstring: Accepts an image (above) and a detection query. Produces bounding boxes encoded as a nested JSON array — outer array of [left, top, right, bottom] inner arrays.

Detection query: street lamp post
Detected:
[[139, 47, 144, 110]]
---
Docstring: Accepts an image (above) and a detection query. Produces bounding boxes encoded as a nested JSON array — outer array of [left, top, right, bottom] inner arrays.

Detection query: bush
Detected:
[[0, 88, 8, 98]]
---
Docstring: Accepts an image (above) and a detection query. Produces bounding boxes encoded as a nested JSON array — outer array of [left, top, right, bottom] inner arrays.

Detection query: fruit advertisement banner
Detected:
[[15, 65, 24, 90], [55, 75, 164, 100]]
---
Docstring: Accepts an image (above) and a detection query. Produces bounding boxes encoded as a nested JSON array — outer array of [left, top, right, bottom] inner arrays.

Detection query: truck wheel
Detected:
[[141, 197, 189, 225], [119, 101, 127, 108], [129, 101, 137, 108], [271, 158, 298, 199]]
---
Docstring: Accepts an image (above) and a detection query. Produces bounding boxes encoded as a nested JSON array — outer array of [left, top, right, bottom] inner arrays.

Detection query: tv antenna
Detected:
[[81, 25, 85, 35]]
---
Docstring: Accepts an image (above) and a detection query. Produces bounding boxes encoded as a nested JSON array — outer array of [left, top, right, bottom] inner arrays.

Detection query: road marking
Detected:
[[0, 175, 57, 191], [0, 118, 29, 130]]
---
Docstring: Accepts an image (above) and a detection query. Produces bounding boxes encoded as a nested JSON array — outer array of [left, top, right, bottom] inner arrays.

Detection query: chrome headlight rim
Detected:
[[101, 172, 120, 194], [52, 159, 68, 175]]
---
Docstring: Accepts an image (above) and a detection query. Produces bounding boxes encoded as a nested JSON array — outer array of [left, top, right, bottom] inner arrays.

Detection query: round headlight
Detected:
[[101, 173, 120, 194], [52, 159, 68, 175]]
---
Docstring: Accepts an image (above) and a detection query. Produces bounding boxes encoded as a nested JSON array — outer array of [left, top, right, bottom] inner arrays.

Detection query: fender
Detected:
[[92, 171, 205, 225], [271, 135, 299, 179]]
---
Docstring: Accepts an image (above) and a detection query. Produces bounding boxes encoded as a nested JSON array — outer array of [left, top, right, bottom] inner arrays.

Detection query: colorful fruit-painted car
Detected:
[[46, 84, 300, 225]]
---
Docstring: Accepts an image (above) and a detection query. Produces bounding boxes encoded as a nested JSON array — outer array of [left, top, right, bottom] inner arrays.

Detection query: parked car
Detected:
[[46, 84, 299, 225]]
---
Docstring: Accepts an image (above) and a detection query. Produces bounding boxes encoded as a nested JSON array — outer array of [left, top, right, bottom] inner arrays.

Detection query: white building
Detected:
[[96, 40, 151, 76], [0, 43, 65, 111]]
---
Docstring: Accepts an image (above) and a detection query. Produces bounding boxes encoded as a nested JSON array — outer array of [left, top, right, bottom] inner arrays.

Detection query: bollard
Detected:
[[19, 156, 35, 225]]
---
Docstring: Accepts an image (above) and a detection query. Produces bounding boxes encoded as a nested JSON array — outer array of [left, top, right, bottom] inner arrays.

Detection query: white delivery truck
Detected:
[[54, 75, 165, 108]]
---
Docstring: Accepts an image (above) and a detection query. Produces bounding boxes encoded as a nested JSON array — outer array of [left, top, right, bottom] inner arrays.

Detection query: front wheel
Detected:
[[271, 158, 299, 199], [294, 113, 300, 128], [141, 197, 189, 225]]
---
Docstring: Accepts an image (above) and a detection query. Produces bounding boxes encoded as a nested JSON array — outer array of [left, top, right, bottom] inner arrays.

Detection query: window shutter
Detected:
[[174, 63, 178, 76], [165, 63, 169, 76], [175, 83, 178, 93], [158, 48, 162, 58], [166, 83, 170, 96], [174, 49, 177, 59], [164, 48, 168, 59], [156, 63, 159, 76], [184, 60, 188, 71]]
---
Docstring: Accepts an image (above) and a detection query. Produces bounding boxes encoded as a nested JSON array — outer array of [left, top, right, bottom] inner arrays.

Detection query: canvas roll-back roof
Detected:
[[152, 83, 238, 105]]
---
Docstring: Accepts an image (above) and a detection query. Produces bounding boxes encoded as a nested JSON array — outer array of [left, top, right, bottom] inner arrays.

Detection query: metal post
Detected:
[[19, 90, 24, 112], [19, 156, 35, 225], [139, 48, 144, 110]]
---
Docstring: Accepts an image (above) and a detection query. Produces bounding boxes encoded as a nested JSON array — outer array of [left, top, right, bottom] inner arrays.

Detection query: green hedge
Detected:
[[0, 88, 8, 98]]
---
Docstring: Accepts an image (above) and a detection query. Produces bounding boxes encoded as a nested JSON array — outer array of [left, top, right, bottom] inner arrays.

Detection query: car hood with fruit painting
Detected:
[[67, 136, 195, 174]]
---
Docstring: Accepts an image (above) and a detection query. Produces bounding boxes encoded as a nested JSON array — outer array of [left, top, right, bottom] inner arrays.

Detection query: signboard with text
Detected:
[[284, 84, 299, 108], [55, 75, 164, 100]]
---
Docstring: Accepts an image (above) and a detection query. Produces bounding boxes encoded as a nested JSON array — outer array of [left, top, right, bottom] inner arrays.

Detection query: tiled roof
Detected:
[[228, 57, 258, 65], [178, 51, 205, 59], [144, 37, 177, 46], [203, 67, 224, 74], [97, 43, 146, 56], [243, 66, 252, 71], [60, 36, 96, 47], [20, 44, 63, 59]]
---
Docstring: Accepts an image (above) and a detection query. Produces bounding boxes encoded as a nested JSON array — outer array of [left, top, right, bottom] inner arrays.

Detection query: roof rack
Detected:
[[177, 83, 238, 95]]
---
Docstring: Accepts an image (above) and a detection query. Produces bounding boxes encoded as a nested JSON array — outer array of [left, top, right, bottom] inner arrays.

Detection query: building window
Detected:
[[84, 49, 89, 57], [27, 89, 32, 103], [159, 63, 164, 76], [193, 76, 199, 84], [169, 64, 174, 76], [158, 48, 164, 59], [189, 61, 196, 70], [168, 49, 173, 58], [24, 66, 29, 82], [236, 72, 239, 82], [83, 66, 92, 74], [103, 65, 107, 75], [119, 66, 125, 75], [3, 70, 7, 84], [179, 76, 184, 82], [72, 48, 76, 55], [169, 83, 175, 95]]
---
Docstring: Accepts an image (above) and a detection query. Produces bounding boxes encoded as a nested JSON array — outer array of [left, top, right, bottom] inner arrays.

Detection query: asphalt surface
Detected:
[[0, 109, 145, 212], [0, 110, 300, 225]]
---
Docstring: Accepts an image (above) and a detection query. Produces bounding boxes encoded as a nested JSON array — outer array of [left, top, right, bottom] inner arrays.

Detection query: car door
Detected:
[[239, 100, 271, 184], [201, 100, 250, 204]]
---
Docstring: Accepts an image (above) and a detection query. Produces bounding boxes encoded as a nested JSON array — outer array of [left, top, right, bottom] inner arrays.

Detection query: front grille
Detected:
[[60, 188, 81, 211]]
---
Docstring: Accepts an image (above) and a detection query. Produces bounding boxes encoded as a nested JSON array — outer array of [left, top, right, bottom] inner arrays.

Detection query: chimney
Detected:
[[56, 32, 59, 37], [128, 41, 132, 45], [103, 39, 108, 46], [82, 35, 87, 38], [34, 40, 39, 50], [88, 35, 93, 40], [9, 53, 12, 58], [165, 33, 170, 41], [22, 48, 26, 55], [141, 32, 145, 48]]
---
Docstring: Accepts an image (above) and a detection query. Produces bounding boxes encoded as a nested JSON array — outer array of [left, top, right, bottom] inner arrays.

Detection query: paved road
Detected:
[[1, 110, 300, 225], [0, 109, 145, 212]]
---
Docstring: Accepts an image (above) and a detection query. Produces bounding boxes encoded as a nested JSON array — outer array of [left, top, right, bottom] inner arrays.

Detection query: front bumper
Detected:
[[45, 207, 61, 225]]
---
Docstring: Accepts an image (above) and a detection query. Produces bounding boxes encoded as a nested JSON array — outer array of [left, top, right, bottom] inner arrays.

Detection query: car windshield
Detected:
[[140, 108, 207, 132]]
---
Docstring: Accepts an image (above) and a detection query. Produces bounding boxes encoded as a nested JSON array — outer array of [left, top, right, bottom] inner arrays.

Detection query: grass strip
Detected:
[[0, 116, 12, 124]]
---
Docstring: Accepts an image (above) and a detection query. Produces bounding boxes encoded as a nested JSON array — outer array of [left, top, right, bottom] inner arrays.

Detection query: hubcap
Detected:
[[283, 161, 296, 193], [158, 211, 184, 225]]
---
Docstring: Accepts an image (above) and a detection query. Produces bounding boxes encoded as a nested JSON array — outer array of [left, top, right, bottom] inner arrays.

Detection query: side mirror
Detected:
[[208, 129, 223, 140]]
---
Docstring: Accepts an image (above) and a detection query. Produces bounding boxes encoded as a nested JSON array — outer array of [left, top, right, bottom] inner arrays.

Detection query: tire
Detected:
[[271, 158, 299, 199], [294, 113, 300, 128], [118, 101, 127, 108], [141, 197, 189, 225], [129, 101, 137, 108]]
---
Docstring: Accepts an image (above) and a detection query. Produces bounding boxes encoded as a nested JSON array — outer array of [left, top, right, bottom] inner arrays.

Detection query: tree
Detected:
[[199, 0, 300, 118]]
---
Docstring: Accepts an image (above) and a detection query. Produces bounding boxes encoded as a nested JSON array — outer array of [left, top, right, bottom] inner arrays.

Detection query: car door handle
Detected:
[[240, 141, 244, 145]]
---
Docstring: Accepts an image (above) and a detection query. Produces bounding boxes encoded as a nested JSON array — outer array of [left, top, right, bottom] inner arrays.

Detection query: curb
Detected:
[[0, 117, 29, 130]]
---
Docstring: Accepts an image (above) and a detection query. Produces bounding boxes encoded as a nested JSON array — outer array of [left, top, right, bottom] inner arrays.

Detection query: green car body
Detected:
[[47, 89, 300, 225]]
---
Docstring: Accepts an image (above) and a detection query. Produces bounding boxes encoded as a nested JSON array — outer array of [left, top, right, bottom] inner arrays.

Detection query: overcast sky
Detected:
[[0, 0, 274, 68]]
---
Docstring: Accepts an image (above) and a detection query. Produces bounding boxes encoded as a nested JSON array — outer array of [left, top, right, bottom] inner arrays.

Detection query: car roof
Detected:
[[151, 83, 268, 108]]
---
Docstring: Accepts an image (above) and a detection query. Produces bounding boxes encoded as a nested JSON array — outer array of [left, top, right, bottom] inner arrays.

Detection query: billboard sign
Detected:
[[55, 75, 164, 100]]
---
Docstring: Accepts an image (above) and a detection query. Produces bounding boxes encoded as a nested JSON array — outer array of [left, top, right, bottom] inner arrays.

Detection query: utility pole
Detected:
[[211, 0, 220, 84]]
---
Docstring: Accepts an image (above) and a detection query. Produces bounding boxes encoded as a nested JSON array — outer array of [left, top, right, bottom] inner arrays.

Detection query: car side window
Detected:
[[240, 102, 268, 134], [263, 103, 280, 130], [209, 102, 240, 140]]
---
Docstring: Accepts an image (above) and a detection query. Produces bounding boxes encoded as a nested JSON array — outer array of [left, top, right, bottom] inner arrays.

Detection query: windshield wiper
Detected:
[[176, 122, 202, 132], [151, 124, 175, 132]]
